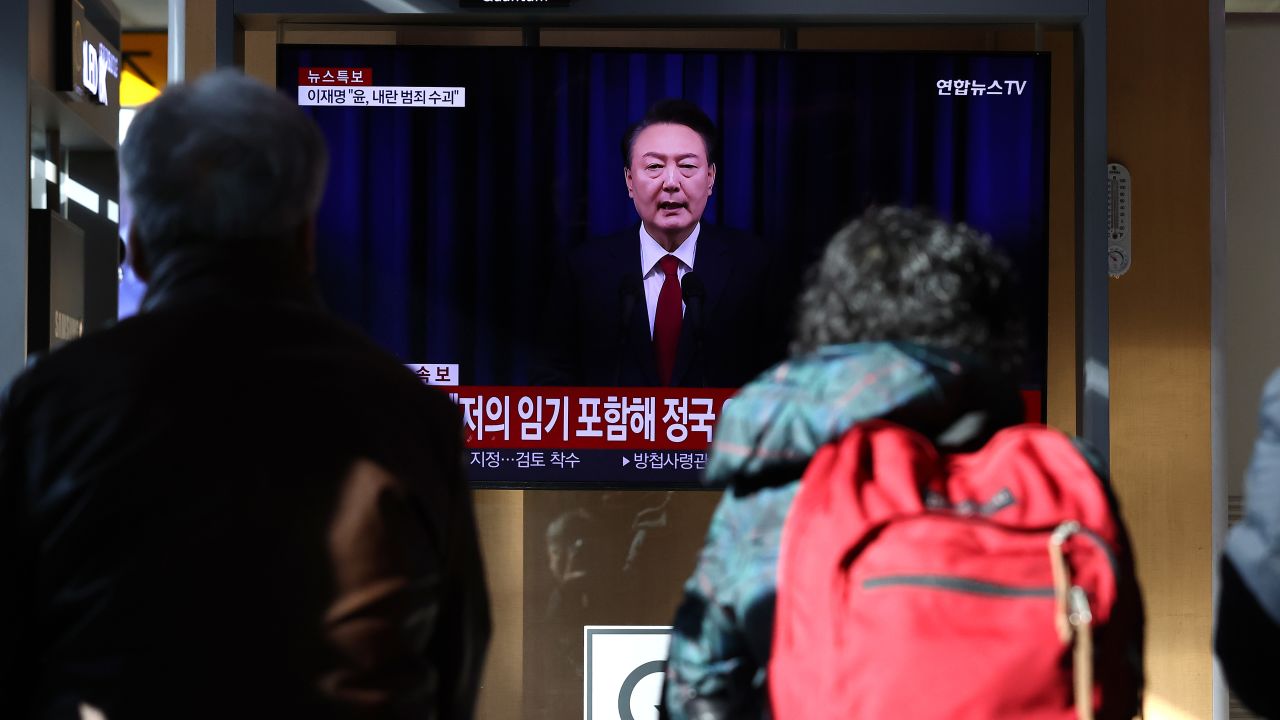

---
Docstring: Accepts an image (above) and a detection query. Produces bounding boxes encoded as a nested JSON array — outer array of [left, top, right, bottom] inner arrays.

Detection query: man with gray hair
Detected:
[[0, 71, 489, 718]]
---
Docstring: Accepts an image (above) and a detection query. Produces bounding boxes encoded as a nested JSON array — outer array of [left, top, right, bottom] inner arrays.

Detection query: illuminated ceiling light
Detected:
[[60, 173, 100, 213]]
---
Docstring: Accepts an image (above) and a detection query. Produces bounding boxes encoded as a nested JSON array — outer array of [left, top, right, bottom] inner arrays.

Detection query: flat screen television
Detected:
[[275, 44, 1050, 488]]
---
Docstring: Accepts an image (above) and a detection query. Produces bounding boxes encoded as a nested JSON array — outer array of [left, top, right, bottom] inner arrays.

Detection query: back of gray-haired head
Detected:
[[120, 70, 328, 265], [791, 205, 1026, 374]]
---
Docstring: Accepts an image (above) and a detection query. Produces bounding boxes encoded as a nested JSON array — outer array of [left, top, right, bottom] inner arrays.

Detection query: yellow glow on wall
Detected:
[[120, 69, 159, 108]]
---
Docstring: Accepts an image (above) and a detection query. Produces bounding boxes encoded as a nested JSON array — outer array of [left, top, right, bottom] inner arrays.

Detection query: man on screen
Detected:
[[533, 99, 787, 388]]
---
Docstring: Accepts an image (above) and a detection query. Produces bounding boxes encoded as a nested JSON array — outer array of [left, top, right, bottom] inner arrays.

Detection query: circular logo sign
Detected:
[[617, 660, 666, 720]]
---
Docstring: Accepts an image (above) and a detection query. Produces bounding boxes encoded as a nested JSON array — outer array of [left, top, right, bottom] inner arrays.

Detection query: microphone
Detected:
[[620, 275, 640, 327], [681, 271, 708, 387], [681, 270, 706, 308], [615, 274, 643, 385]]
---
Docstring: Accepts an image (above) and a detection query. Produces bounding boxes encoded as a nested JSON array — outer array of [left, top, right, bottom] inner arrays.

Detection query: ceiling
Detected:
[[116, 0, 168, 31], [113, 0, 1280, 32]]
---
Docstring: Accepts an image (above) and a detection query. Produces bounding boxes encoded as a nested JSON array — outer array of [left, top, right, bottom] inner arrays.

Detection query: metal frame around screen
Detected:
[[209, 0, 1110, 462]]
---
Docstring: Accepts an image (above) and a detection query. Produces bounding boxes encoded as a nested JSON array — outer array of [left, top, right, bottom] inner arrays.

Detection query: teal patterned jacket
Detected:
[[661, 342, 1025, 720]]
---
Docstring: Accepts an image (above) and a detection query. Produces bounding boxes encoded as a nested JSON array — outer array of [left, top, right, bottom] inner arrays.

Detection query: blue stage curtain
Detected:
[[282, 47, 1049, 387]]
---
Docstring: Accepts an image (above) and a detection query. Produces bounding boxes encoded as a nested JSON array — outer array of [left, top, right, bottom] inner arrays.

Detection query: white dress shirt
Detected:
[[639, 223, 700, 338]]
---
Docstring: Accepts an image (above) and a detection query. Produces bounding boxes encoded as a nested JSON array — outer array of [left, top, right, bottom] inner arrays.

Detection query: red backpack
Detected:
[[769, 421, 1143, 720]]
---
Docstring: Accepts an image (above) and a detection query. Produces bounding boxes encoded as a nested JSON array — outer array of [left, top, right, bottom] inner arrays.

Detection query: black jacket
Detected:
[[1217, 368, 1280, 719], [0, 253, 489, 719], [532, 224, 790, 388]]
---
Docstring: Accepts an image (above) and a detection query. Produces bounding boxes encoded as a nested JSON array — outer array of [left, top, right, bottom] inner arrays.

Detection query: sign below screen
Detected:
[[584, 627, 671, 720]]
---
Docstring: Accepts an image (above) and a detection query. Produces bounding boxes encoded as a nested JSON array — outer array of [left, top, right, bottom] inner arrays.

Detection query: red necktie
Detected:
[[653, 254, 682, 386]]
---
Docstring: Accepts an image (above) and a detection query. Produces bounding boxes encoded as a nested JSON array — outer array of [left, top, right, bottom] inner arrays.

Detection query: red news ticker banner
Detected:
[[447, 386, 1044, 451], [298, 67, 373, 86], [449, 386, 736, 450]]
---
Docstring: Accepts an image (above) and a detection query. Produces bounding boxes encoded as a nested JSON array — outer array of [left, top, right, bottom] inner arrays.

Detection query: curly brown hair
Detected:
[[791, 206, 1026, 374]]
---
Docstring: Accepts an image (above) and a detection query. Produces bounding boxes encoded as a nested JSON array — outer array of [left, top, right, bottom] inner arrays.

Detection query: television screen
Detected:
[[276, 45, 1050, 488]]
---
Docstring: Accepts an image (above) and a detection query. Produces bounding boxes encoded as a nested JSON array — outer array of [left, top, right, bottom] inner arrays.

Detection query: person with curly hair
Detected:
[[661, 205, 1113, 719]]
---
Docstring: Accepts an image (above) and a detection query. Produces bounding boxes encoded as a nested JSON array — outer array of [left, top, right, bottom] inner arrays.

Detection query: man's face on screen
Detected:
[[625, 123, 716, 249]]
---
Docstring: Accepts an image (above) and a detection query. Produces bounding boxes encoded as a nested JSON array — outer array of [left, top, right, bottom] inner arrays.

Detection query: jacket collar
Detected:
[[704, 342, 1024, 490], [139, 246, 322, 315]]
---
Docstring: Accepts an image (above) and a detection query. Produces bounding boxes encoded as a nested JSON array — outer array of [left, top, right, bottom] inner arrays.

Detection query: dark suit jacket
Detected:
[[533, 224, 789, 389]]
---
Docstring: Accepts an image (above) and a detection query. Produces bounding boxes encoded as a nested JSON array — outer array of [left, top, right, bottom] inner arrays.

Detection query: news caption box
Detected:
[[298, 86, 465, 108], [296, 67, 465, 108], [448, 387, 733, 488], [405, 368, 733, 487], [298, 67, 373, 85], [403, 360, 1041, 487], [447, 387, 730, 448], [407, 364, 459, 386]]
